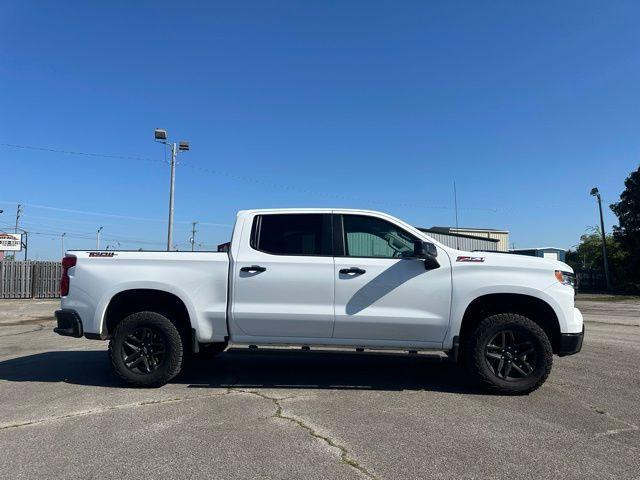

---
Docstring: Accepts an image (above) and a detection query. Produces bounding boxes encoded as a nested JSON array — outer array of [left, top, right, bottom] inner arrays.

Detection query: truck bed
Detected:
[[62, 251, 230, 342]]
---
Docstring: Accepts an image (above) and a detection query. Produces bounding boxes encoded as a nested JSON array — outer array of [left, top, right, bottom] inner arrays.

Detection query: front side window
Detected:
[[252, 214, 332, 256], [342, 215, 417, 258]]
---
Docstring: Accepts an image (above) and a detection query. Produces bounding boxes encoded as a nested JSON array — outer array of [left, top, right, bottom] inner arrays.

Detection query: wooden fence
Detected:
[[0, 261, 62, 299]]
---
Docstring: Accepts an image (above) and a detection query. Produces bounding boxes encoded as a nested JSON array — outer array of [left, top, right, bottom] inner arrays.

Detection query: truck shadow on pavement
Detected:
[[0, 348, 485, 394]]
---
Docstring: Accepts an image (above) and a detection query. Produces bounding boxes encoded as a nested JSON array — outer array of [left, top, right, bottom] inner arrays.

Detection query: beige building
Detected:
[[428, 227, 510, 252]]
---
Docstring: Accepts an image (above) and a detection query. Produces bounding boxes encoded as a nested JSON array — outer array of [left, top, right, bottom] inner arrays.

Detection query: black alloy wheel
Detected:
[[121, 327, 167, 374], [109, 311, 184, 387], [463, 313, 553, 395], [484, 329, 537, 381]]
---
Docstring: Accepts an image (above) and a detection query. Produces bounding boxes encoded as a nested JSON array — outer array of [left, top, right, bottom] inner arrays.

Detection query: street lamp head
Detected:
[[178, 141, 189, 151], [590, 187, 600, 197], [154, 129, 168, 141]]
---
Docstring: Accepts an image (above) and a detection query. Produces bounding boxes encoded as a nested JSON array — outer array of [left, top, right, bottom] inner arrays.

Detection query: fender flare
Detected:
[[95, 281, 199, 338]]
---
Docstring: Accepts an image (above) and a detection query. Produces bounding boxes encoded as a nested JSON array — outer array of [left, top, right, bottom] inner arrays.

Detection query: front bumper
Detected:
[[54, 309, 83, 338], [558, 325, 584, 356]]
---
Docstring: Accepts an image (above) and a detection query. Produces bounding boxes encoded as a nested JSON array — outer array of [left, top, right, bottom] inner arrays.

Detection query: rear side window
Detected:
[[251, 214, 332, 256]]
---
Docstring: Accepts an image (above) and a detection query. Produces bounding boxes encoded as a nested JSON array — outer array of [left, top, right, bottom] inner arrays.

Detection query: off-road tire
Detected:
[[463, 313, 553, 395], [108, 311, 184, 387]]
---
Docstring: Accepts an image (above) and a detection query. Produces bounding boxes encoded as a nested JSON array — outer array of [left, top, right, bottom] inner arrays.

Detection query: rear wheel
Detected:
[[108, 311, 184, 387], [463, 313, 552, 394]]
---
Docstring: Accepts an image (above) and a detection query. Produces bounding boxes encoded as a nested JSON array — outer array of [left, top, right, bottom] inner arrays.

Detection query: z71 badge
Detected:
[[456, 256, 485, 262]]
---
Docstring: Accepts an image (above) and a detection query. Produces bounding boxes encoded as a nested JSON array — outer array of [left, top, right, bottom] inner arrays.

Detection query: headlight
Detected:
[[555, 270, 575, 288]]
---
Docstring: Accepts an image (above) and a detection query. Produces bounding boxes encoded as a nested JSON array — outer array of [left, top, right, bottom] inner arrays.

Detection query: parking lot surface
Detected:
[[0, 296, 638, 479]]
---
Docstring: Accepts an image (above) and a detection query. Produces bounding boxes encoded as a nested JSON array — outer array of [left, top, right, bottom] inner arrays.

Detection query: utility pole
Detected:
[[61, 233, 66, 257], [13, 204, 23, 261], [590, 188, 612, 291], [154, 129, 189, 252], [14, 204, 22, 233], [453, 181, 460, 250], [190, 222, 198, 251], [96, 226, 103, 250]]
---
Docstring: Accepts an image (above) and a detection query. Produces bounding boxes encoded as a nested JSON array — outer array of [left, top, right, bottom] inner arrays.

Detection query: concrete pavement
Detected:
[[0, 296, 638, 479]]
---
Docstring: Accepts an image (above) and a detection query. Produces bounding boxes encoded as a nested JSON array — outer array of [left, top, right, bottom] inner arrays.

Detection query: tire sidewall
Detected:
[[109, 311, 183, 387], [467, 314, 553, 394]]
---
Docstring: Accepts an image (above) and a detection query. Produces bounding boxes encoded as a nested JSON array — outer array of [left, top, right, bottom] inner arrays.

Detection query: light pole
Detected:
[[96, 226, 103, 250], [154, 129, 189, 251], [61, 233, 66, 257], [590, 188, 612, 290]]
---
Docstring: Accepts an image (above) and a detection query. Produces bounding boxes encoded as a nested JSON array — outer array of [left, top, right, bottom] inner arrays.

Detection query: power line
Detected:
[[0, 222, 167, 246], [0, 142, 158, 163], [0, 201, 231, 226], [0, 141, 499, 213], [6, 140, 591, 217], [16, 214, 121, 227]]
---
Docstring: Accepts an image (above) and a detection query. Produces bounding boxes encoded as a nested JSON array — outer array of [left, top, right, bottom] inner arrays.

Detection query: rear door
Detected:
[[230, 213, 335, 340], [332, 214, 451, 344]]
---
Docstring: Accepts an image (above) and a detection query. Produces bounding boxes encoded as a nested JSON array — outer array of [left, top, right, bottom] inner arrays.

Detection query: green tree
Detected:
[[610, 165, 640, 288], [565, 228, 626, 279]]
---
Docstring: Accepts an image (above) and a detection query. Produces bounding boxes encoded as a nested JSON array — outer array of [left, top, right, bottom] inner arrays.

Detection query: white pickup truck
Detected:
[[55, 208, 583, 394]]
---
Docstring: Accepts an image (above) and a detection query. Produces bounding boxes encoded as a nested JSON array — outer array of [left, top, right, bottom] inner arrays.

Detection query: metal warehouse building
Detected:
[[418, 226, 508, 252], [510, 247, 566, 262]]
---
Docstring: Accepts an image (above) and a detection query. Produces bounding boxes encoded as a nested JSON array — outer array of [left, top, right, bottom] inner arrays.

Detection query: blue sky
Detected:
[[1, 1, 638, 259]]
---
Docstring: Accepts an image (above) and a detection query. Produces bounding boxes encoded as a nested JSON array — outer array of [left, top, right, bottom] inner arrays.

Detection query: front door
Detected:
[[333, 214, 451, 344], [230, 213, 335, 340]]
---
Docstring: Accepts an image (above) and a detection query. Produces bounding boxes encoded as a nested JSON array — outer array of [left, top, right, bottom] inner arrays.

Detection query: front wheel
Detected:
[[463, 313, 553, 395], [108, 311, 184, 387]]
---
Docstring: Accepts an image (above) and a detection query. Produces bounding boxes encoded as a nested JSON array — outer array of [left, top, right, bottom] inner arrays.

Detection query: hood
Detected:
[[450, 249, 573, 274]]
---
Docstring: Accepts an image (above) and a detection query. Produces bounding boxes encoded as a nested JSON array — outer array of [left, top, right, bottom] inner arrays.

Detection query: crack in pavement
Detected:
[[594, 424, 640, 439], [0, 390, 233, 431], [548, 384, 639, 446], [0, 317, 55, 327], [0, 324, 47, 338], [233, 388, 377, 480]]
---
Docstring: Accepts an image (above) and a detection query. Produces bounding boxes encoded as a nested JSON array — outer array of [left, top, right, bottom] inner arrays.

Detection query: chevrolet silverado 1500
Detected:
[[55, 209, 583, 394]]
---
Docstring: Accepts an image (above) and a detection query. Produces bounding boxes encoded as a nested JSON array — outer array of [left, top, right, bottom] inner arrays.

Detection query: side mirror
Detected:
[[414, 241, 439, 270], [413, 241, 437, 258]]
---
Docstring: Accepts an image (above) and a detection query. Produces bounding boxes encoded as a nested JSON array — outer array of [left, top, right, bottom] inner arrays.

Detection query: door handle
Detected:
[[339, 267, 366, 275], [240, 265, 267, 273]]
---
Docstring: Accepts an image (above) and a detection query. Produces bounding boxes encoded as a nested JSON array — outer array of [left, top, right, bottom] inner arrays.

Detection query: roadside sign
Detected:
[[0, 233, 22, 251]]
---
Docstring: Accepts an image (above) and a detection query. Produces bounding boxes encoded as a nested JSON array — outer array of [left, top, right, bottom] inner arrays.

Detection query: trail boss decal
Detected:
[[89, 252, 116, 257], [456, 256, 485, 262]]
